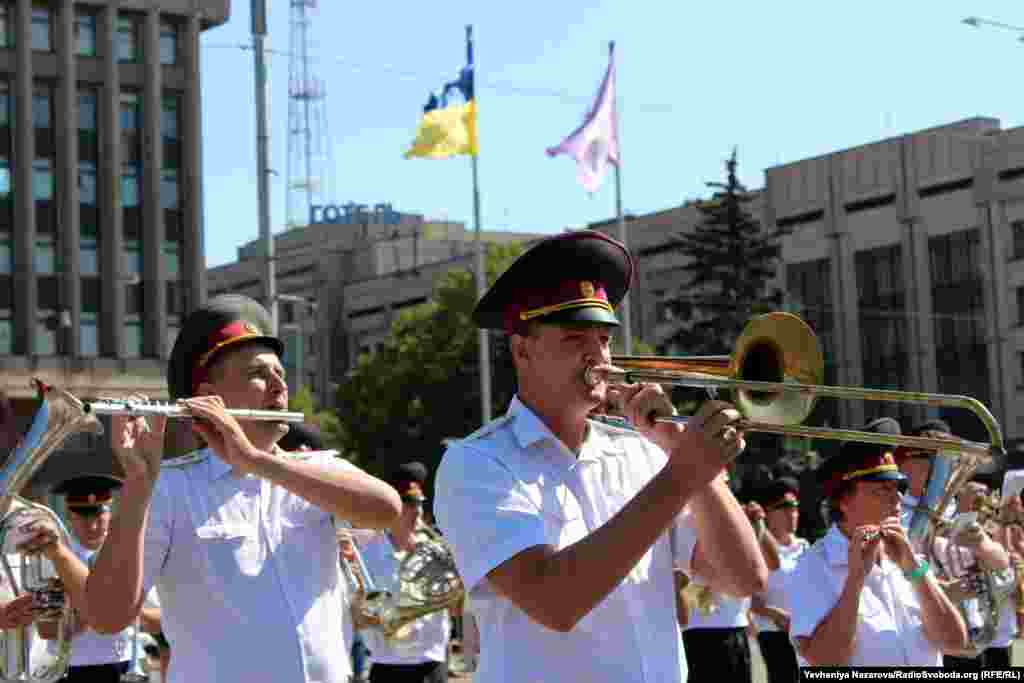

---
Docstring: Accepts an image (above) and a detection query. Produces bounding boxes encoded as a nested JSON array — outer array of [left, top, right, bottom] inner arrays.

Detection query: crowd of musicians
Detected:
[[1, 229, 1023, 682]]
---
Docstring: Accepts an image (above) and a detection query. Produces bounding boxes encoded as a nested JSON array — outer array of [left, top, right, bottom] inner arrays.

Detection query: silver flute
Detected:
[[83, 398, 306, 423]]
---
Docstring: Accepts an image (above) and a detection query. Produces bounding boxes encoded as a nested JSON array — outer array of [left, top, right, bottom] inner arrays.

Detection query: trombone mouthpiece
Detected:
[[584, 363, 623, 388]]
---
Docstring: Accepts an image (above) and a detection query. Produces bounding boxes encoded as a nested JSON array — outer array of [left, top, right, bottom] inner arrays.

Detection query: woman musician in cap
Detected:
[[786, 418, 968, 667]]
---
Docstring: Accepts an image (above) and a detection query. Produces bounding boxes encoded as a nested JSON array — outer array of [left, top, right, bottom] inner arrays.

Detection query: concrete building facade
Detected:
[[207, 214, 541, 407], [0, 0, 228, 493], [598, 117, 1024, 453]]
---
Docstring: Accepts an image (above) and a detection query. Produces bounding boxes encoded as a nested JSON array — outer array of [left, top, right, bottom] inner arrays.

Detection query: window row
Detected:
[[0, 313, 180, 359], [0, 235, 182, 279], [0, 5, 179, 65]]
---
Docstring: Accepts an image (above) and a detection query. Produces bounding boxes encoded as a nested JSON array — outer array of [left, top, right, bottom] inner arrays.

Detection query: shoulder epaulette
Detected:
[[161, 450, 209, 469], [460, 413, 514, 443]]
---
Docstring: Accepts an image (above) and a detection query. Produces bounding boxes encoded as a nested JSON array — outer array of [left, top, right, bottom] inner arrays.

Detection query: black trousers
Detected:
[[682, 627, 752, 683], [62, 661, 130, 683], [757, 631, 798, 683], [369, 660, 447, 683], [984, 646, 1011, 669]]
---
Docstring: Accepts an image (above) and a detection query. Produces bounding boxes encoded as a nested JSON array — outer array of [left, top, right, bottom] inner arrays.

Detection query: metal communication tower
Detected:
[[285, 0, 333, 230]]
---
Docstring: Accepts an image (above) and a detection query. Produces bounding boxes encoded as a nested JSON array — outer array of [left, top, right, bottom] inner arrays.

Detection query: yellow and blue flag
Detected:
[[404, 55, 478, 160]]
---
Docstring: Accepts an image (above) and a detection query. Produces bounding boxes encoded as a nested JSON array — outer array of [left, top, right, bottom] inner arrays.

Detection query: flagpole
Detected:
[[468, 25, 492, 423], [610, 41, 631, 355]]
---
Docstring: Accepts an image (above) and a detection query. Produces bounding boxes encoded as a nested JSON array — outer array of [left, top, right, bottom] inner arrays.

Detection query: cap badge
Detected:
[[580, 281, 595, 298], [242, 322, 259, 335]]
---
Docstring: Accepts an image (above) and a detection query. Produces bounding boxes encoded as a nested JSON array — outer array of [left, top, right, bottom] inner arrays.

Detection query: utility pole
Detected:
[[253, 0, 277, 332]]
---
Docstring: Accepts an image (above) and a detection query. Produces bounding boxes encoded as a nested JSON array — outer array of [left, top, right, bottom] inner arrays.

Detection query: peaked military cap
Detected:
[[819, 417, 908, 498], [895, 418, 954, 463], [53, 474, 123, 514], [167, 294, 285, 400], [385, 461, 428, 502], [472, 230, 633, 334]]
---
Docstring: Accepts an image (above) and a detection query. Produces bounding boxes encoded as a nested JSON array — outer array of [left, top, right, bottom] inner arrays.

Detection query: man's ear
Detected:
[[509, 333, 529, 365]]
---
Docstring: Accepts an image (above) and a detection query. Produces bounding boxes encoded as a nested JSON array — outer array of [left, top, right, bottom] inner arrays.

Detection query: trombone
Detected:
[[589, 312, 1005, 460]]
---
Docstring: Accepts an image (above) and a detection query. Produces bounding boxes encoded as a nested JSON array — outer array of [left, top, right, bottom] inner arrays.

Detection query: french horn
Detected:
[[0, 380, 104, 682]]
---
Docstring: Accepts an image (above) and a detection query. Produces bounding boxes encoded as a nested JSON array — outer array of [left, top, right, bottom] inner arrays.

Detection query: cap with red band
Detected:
[[473, 230, 633, 334], [817, 417, 908, 499]]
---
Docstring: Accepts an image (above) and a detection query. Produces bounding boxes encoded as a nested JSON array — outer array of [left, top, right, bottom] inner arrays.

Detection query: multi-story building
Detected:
[[207, 213, 541, 406], [0, 1, 228, 494], [597, 117, 1024, 460]]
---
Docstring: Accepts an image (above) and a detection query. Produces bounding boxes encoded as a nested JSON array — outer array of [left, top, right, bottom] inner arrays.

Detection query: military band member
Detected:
[[82, 294, 402, 683], [786, 418, 968, 666], [749, 477, 808, 683], [357, 462, 451, 683], [434, 231, 769, 683]]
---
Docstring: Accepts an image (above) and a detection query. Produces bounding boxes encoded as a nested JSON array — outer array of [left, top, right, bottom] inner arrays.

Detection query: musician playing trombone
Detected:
[[81, 294, 403, 683], [434, 231, 769, 683], [786, 418, 969, 667]]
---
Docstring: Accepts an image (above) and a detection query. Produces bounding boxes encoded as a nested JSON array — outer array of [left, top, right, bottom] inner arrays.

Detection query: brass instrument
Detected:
[[342, 524, 464, 644], [587, 312, 1006, 459], [0, 380, 105, 682]]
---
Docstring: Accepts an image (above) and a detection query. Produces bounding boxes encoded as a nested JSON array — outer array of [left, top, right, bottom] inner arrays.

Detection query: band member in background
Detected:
[[749, 477, 808, 683], [45, 475, 159, 682], [434, 231, 768, 683], [356, 462, 451, 683], [786, 418, 968, 666], [83, 294, 402, 683]]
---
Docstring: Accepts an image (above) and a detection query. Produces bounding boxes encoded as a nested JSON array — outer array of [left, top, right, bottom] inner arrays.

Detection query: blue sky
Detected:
[[199, 1, 1023, 267]]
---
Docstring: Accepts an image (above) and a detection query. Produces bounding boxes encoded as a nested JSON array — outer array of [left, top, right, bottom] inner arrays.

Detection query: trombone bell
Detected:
[[612, 312, 824, 426]]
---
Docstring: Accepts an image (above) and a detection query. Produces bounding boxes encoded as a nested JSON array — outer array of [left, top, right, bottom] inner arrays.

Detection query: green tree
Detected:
[[334, 243, 525, 483], [288, 386, 345, 453], [664, 148, 782, 355]]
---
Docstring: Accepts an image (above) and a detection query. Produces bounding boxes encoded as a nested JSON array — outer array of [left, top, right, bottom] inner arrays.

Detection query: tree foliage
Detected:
[[288, 386, 345, 452], [664, 149, 783, 355], [333, 243, 525, 484]]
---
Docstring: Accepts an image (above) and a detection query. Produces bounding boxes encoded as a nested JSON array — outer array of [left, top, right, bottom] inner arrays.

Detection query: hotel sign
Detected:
[[310, 202, 401, 226]]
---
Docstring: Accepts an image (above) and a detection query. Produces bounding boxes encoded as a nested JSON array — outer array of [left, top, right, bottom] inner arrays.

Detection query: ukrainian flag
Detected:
[[404, 61, 478, 160]]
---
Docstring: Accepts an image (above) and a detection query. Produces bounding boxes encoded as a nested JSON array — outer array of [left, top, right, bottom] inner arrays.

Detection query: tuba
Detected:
[[344, 523, 464, 643], [0, 380, 103, 682], [907, 445, 1011, 658]]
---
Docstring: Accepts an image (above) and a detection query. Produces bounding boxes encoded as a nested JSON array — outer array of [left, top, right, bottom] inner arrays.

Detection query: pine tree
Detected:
[[664, 148, 782, 355]]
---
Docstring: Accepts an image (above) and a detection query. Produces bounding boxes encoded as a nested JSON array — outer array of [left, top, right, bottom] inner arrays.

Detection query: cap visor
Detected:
[[538, 306, 620, 327]]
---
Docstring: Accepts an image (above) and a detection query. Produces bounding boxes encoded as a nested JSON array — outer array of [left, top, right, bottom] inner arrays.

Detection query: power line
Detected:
[[202, 42, 675, 113]]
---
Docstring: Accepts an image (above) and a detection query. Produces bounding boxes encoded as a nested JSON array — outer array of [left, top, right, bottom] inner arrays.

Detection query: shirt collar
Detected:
[[507, 396, 622, 461], [207, 448, 234, 480]]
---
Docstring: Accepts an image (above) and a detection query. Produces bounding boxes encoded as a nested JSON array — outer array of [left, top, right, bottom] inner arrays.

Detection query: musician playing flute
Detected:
[[786, 418, 968, 667], [434, 231, 769, 683], [82, 294, 402, 683]]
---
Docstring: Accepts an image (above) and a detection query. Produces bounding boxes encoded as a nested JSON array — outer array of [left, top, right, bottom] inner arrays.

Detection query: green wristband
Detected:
[[905, 559, 930, 584]]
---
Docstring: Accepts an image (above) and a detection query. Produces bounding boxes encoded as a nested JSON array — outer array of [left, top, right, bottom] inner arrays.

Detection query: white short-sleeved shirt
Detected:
[[141, 447, 358, 683], [357, 532, 450, 665], [751, 537, 808, 633], [683, 593, 750, 630], [786, 525, 942, 667], [434, 397, 699, 683], [47, 539, 132, 666]]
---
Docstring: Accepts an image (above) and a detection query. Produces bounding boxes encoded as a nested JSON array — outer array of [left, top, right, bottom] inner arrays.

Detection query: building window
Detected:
[[0, 81, 10, 128], [1019, 287, 1024, 327], [116, 16, 140, 63], [123, 240, 142, 276], [31, 6, 51, 52], [80, 237, 98, 276], [0, 314, 11, 355], [35, 314, 57, 356], [75, 10, 97, 57], [166, 323, 180, 356], [35, 235, 55, 274], [160, 169, 179, 210], [163, 241, 180, 279], [930, 229, 989, 440], [121, 161, 140, 208], [1013, 220, 1024, 261], [79, 90, 97, 131], [32, 159, 52, 201], [0, 234, 8, 274], [32, 88, 49, 128], [0, 158, 10, 199], [123, 319, 143, 358], [79, 312, 98, 357], [79, 161, 96, 206], [120, 92, 141, 132], [159, 20, 177, 65], [0, 6, 12, 48], [161, 96, 179, 141]]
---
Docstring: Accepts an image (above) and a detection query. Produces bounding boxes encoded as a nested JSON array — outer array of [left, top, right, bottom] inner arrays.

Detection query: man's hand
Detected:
[[0, 594, 36, 630], [880, 517, 917, 571], [849, 524, 883, 580], [953, 522, 988, 550], [110, 395, 168, 490], [6, 509, 62, 559], [184, 396, 266, 475]]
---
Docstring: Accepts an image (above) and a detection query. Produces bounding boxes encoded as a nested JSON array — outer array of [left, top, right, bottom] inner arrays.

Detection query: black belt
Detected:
[[63, 661, 130, 682]]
